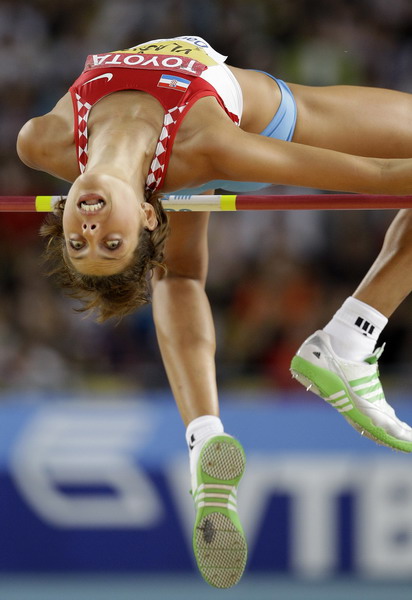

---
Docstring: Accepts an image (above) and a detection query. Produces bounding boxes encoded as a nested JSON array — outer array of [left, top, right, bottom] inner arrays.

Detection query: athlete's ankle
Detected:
[[323, 296, 388, 361], [186, 415, 225, 481]]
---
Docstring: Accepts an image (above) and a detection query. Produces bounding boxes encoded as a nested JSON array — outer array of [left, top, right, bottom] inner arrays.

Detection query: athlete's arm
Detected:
[[152, 206, 219, 426], [207, 125, 412, 195]]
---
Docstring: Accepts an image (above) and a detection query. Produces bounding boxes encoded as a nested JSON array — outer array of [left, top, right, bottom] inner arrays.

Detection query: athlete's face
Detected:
[[63, 174, 157, 275]]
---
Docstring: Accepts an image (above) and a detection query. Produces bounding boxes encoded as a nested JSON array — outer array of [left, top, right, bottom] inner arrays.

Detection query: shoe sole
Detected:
[[291, 355, 412, 453], [193, 436, 247, 588]]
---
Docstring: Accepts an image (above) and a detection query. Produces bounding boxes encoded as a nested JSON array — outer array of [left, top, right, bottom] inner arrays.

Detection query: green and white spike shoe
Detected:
[[290, 330, 412, 453], [192, 435, 247, 588]]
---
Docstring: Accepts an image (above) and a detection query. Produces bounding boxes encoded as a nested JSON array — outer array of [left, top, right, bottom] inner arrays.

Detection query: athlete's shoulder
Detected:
[[17, 117, 42, 168], [17, 93, 78, 181]]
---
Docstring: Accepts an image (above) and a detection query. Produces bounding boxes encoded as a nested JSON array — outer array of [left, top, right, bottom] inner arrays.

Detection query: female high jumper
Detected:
[[17, 35, 412, 588]]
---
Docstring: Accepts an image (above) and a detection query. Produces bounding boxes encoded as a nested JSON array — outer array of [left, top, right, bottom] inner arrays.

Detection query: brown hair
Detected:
[[40, 194, 169, 322]]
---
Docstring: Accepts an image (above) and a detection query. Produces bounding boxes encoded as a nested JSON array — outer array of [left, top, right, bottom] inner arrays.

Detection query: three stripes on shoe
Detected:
[[326, 372, 384, 413], [193, 483, 237, 511]]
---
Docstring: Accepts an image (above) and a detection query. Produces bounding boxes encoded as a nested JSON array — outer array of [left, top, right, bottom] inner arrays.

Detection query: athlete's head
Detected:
[[41, 173, 169, 321]]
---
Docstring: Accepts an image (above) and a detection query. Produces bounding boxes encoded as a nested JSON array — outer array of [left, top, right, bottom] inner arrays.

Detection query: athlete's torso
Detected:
[[70, 36, 246, 192]]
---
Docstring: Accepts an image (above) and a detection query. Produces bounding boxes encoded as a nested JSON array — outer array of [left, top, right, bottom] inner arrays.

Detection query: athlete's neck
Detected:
[[85, 92, 164, 193]]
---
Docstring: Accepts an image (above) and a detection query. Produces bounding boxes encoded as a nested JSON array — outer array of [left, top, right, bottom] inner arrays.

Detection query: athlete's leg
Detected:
[[290, 202, 412, 451], [289, 83, 412, 450]]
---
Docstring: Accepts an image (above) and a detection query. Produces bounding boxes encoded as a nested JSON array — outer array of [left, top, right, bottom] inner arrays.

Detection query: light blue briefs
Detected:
[[176, 74, 297, 195]]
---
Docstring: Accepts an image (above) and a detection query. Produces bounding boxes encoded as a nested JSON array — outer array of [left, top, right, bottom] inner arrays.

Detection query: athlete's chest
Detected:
[[53, 91, 230, 190]]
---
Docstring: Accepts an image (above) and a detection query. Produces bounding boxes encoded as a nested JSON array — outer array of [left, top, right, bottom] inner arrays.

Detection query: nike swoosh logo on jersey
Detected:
[[81, 73, 113, 85]]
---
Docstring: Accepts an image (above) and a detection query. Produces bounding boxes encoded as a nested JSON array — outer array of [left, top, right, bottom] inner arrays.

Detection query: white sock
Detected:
[[323, 296, 388, 361], [186, 415, 224, 485]]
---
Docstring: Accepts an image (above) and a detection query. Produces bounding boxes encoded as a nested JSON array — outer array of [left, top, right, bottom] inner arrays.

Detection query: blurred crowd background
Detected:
[[1, 0, 412, 396]]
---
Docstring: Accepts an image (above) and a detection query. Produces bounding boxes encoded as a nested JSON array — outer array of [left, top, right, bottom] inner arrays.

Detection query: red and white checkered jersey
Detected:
[[69, 37, 242, 193]]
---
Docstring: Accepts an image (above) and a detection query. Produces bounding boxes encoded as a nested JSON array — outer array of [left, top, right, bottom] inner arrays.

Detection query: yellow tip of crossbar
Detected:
[[220, 195, 237, 211], [35, 196, 54, 212]]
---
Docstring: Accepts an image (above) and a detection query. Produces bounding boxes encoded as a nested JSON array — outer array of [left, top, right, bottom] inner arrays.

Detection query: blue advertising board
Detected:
[[0, 393, 411, 579]]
